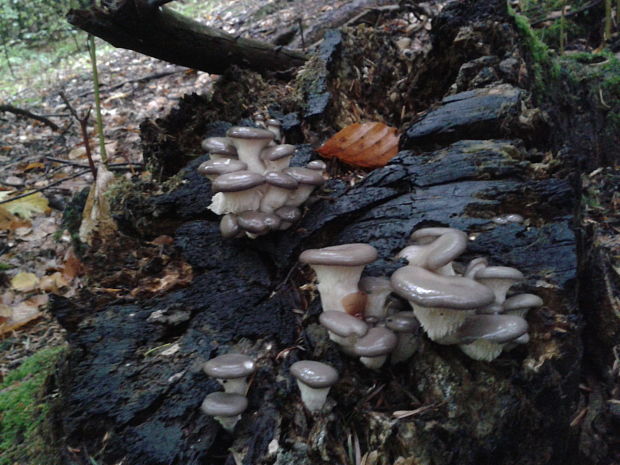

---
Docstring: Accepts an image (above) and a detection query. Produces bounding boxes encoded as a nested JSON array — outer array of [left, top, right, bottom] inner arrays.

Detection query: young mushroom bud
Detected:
[[397, 227, 468, 276], [353, 326, 398, 370], [201, 392, 248, 432], [502, 293, 543, 318], [455, 314, 529, 361], [260, 171, 298, 213], [260, 144, 296, 172], [464, 257, 488, 279], [299, 243, 377, 314], [237, 211, 281, 238], [307, 160, 327, 172], [203, 353, 256, 395], [390, 265, 495, 340], [220, 214, 243, 239], [283, 167, 325, 207], [472, 266, 524, 304], [266, 118, 282, 142], [319, 310, 369, 354], [226, 126, 274, 174], [290, 360, 339, 413], [385, 312, 421, 364], [275, 206, 302, 230], [201, 137, 238, 160], [208, 171, 265, 215]]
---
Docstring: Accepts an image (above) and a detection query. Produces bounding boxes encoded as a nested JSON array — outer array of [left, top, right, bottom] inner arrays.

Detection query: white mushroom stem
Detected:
[[218, 378, 248, 395], [209, 153, 237, 161], [390, 333, 419, 364], [264, 157, 292, 172], [296, 381, 331, 412], [363, 291, 393, 321], [260, 185, 293, 213], [311, 264, 365, 313], [208, 187, 264, 215], [411, 305, 474, 340], [215, 415, 242, 432], [286, 185, 317, 207], [459, 340, 504, 361], [359, 355, 388, 370]]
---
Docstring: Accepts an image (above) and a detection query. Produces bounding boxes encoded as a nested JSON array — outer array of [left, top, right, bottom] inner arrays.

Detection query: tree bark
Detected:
[[67, 0, 307, 76]]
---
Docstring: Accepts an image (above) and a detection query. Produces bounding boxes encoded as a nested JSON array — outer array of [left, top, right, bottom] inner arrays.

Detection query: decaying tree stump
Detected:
[[50, 0, 619, 464]]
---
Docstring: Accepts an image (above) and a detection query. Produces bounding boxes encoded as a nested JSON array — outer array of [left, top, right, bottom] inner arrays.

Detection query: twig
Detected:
[[59, 92, 98, 180], [78, 70, 182, 97], [45, 156, 144, 170], [0, 170, 91, 206], [87, 34, 108, 166], [0, 105, 59, 130]]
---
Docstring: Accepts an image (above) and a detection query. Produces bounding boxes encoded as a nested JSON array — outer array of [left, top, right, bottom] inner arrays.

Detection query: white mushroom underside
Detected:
[[476, 278, 517, 305], [312, 264, 364, 313], [217, 378, 248, 395], [297, 381, 331, 412], [412, 305, 473, 340], [208, 188, 263, 215], [359, 355, 388, 370], [459, 339, 504, 361], [215, 414, 242, 432]]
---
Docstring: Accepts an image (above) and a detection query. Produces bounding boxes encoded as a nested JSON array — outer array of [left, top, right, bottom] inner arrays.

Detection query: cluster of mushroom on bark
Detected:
[[199, 116, 326, 238], [300, 227, 543, 363], [201, 353, 339, 429]]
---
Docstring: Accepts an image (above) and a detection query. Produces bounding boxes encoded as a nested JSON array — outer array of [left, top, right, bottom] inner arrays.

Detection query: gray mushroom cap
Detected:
[[261, 144, 295, 161], [198, 159, 247, 177], [503, 293, 543, 311], [275, 206, 302, 222], [410, 227, 468, 270], [226, 126, 275, 141], [284, 167, 325, 186], [353, 327, 398, 356], [386, 312, 420, 333], [265, 171, 298, 189], [465, 257, 488, 279], [319, 311, 369, 337], [201, 392, 248, 417], [455, 314, 528, 344], [203, 353, 256, 379], [307, 160, 327, 171], [201, 137, 237, 156], [391, 265, 495, 309], [474, 266, 524, 281], [266, 118, 282, 127], [220, 214, 241, 239], [300, 243, 378, 267], [211, 171, 265, 192], [238, 211, 280, 234], [290, 361, 339, 388]]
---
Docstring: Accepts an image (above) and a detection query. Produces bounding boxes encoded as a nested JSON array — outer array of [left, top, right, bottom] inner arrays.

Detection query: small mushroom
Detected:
[[385, 312, 420, 364], [464, 257, 488, 279], [260, 171, 298, 213], [390, 265, 495, 340], [353, 326, 398, 369], [397, 227, 468, 276], [307, 160, 327, 172], [290, 360, 339, 412], [283, 167, 325, 207], [299, 243, 377, 314], [319, 310, 369, 353], [201, 392, 248, 432], [208, 170, 265, 215], [275, 206, 302, 230], [502, 293, 543, 318], [455, 314, 529, 361], [266, 118, 282, 142], [198, 158, 247, 181], [203, 353, 256, 394], [201, 137, 238, 160], [226, 126, 274, 174], [261, 144, 295, 172], [219, 214, 242, 239], [472, 266, 524, 304], [237, 211, 281, 238]]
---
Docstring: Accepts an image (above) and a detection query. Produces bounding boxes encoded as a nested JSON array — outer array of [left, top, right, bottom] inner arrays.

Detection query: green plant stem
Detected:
[[88, 34, 108, 166], [560, 0, 566, 55], [604, 0, 612, 40]]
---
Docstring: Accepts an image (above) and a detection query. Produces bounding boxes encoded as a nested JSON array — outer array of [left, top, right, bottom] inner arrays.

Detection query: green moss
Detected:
[[0, 346, 65, 465]]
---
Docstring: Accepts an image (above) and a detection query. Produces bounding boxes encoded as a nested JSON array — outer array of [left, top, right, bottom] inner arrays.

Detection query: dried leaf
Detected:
[[0, 300, 44, 336], [24, 162, 45, 171], [317, 122, 400, 168], [62, 247, 84, 279], [0, 205, 31, 230], [0, 191, 51, 219], [11, 272, 40, 292]]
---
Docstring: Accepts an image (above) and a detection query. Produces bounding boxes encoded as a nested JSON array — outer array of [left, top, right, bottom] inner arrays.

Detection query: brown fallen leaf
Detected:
[[317, 122, 400, 169], [11, 272, 40, 292]]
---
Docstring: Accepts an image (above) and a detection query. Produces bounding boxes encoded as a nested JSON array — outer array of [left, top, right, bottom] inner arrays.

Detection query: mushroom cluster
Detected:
[[201, 353, 256, 431], [300, 227, 543, 362], [199, 116, 327, 238]]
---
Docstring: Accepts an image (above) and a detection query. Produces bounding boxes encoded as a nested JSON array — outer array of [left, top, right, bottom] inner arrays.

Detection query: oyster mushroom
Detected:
[[261, 144, 295, 172], [353, 326, 398, 370], [226, 126, 274, 174], [385, 312, 420, 364], [203, 353, 256, 395], [290, 360, 339, 412], [208, 170, 265, 215], [299, 243, 377, 314], [201, 137, 237, 160], [201, 392, 248, 432], [319, 310, 368, 353], [397, 227, 468, 276], [283, 167, 325, 207]]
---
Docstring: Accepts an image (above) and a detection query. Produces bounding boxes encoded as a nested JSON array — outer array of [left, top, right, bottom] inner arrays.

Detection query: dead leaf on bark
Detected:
[[317, 122, 400, 168], [130, 261, 193, 297]]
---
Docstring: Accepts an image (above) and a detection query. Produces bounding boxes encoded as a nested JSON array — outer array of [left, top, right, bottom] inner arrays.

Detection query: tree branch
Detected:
[[0, 105, 59, 130], [67, 0, 307, 76]]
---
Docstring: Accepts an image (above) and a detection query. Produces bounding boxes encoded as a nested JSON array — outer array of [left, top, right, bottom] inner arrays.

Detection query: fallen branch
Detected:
[[67, 0, 307, 76], [78, 69, 183, 97], [0, 170, 91, 206], [59, 92, 98, 180], [0, 104, 59, 130]]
